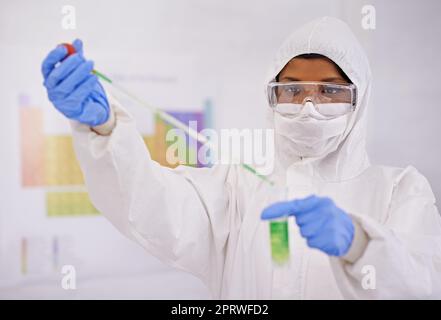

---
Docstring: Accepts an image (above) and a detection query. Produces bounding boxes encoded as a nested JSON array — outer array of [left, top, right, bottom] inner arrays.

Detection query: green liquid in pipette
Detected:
[[93, 69, 275, 187]]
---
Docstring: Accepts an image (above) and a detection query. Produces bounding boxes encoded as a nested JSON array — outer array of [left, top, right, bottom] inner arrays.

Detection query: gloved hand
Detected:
[[41, 39, 110, 127], [261, 195, 354, 256]]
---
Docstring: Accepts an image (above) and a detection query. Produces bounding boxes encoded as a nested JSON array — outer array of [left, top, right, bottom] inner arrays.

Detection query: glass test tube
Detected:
[[268, 187, 290, 266]]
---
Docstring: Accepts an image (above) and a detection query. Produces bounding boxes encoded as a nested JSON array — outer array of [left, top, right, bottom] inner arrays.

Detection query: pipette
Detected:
[[61, 43, 275, 186]]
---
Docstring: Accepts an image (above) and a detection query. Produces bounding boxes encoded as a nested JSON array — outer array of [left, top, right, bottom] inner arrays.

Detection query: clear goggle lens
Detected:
[[268, 81, 357, 118]]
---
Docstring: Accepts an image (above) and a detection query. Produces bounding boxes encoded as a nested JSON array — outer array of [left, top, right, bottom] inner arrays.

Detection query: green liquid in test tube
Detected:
[[269, 216, 289, 265], [268, 187, 290, 266]]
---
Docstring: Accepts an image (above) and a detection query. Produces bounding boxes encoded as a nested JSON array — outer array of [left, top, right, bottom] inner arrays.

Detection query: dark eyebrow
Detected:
[[278, 76, 348, 83], [320, 77, 347, 83], [279, 76, 301, 81]]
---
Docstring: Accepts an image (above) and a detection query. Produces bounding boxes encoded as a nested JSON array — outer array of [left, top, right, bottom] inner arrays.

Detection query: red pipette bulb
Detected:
[[61, 43, 76, 57]]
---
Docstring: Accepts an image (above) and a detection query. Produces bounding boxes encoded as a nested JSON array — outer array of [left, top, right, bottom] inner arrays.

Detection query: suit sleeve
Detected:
[[71, 95, 236, 294], [331, 166, 441, 299]]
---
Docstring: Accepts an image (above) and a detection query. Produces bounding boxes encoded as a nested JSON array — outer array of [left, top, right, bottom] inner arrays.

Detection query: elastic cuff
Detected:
[[92, 106, 116, 136], [342, 218, 369, 263]]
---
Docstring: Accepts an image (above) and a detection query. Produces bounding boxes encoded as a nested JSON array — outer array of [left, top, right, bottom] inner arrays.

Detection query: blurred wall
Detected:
[[341, 0, 441, 200]]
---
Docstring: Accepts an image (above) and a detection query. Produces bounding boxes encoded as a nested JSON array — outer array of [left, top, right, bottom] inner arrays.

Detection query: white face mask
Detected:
[[273, 102, 349, 158]]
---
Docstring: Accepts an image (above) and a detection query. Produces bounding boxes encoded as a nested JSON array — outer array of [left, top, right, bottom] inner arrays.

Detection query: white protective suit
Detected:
[[71, 17, 441, 299]]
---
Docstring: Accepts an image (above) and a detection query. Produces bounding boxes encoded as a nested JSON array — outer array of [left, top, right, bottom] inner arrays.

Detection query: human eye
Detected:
[[286, 86, 301, 95], [322, 87, 341, 95]]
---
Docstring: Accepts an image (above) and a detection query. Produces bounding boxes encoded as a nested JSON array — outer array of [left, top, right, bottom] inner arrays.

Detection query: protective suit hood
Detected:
[[265, 16, 372, 182]]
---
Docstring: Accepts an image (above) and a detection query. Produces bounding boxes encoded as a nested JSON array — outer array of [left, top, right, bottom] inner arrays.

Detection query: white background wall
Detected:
[[1, 0, 440, 299]]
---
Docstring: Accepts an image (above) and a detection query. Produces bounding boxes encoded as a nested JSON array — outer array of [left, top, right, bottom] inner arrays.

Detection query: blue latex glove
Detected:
[[41, 39, 110, 126], [261, 195, 354, 256]]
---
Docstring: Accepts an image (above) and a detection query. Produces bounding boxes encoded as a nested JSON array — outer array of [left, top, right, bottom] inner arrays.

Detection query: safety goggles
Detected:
[[267, 81, 357, 118]]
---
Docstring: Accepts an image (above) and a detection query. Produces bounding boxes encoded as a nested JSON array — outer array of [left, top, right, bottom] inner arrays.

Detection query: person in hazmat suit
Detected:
[[41, 17, 441, 299]]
